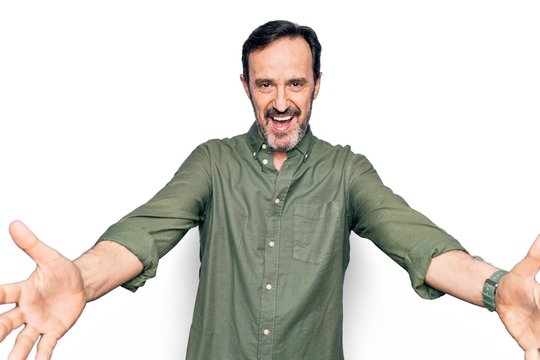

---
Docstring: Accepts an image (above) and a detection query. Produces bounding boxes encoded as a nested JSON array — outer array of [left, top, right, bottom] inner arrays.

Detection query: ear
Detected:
[[240, 74, 251, 98], [312, 72, 322, 100]]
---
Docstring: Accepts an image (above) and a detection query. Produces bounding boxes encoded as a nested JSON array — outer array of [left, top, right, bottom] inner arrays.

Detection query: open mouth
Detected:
[[271, 115, 293, 132]]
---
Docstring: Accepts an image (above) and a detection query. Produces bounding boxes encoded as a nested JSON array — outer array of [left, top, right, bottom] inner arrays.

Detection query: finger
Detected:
[[0, 281, 23, 304], [0, 307, 25, 342], [511, 235, 540, 278], [8, 220, 61, 265], [524, 348, 540, 360], [8, 325, 40, 360], [35, 334, 57, 360]]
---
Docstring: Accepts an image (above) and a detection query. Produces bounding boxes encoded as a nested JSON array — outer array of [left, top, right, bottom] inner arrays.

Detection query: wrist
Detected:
[[73, 255, 99, 302], [482, 269, 509, 312]]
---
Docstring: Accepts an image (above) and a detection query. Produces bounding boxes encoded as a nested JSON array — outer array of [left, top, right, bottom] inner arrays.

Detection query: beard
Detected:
[[252, 98, 314, 152]]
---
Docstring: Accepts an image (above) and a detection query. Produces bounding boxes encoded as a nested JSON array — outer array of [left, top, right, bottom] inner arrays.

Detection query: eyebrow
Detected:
[[287, 78, 308, 84], [254, 79, 274, 86], [253, 78, 308, 86]]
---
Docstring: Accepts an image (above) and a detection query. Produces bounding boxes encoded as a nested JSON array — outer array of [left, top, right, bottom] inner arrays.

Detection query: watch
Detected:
[[482, 270, 509, 312]]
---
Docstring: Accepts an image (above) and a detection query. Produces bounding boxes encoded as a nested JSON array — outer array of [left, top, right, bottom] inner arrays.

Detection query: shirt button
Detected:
[[269, 241, 275, 247], [274, 198, 280, 204], [262, 159, 268, 165], [253, 152, 256, 157], [263, 329, 270, 336], [266, 283, 272, 290], [262, 144, 267, 149]]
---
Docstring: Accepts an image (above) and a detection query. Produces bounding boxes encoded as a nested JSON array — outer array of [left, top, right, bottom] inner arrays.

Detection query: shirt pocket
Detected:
[[293, 201, 342, 264]]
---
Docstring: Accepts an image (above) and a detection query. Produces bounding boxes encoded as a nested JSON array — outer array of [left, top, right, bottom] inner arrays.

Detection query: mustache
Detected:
[[265, 107, 301, 118]]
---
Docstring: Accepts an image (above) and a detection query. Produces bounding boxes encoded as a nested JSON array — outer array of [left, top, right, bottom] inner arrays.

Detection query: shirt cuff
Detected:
[[96, 223, 160, 292]]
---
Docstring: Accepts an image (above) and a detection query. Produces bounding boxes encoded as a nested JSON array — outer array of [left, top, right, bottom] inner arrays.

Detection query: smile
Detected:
[[272, 115, 293, 122], [271, 116, 293, 132]]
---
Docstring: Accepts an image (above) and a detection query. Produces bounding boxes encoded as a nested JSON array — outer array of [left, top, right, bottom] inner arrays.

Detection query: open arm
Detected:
[[0, 221, 142, 359], [426, 235, 540, 359]]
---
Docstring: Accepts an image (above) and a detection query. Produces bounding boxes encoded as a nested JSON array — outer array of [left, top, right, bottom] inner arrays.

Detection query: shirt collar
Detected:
[[246, 122, 314, 161]]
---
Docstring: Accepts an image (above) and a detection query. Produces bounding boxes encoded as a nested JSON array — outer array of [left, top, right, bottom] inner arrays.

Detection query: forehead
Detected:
[[248, 37, 313, 80]]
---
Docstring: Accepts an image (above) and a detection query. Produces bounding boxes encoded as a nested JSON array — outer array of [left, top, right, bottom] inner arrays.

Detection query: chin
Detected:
[[257, 118, 306, 152], [267, 133, 298, 152]]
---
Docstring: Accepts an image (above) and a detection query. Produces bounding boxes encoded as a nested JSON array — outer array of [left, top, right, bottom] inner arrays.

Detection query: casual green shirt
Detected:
[[98, 123, 465, 360]]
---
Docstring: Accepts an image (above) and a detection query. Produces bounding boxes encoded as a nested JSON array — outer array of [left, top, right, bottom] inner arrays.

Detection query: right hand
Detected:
[[0, 221, 87, 360]]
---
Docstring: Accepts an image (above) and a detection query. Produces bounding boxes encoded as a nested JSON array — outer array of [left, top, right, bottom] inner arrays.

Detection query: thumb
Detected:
[[511, 234, 540, 278], [8, 220, 61, 265]]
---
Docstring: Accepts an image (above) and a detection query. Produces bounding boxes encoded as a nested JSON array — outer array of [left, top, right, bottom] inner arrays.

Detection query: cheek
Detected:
[[253, 97, 271, 115], [291, 92, 312, 107]]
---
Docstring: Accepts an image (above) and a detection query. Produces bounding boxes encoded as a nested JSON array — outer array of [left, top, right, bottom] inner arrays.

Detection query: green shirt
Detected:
[[99, 123, 465, 360]]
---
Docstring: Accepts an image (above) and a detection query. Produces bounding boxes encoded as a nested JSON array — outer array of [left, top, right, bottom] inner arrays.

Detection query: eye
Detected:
[[289, 80, 306, 90], [255, 81, 274, 93]]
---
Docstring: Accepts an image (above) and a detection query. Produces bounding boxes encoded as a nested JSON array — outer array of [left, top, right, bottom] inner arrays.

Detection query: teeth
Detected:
[[272, 116, 292, 121]]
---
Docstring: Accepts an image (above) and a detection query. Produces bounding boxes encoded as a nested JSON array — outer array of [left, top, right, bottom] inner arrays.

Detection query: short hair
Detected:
[[241, 20, 322, 84]]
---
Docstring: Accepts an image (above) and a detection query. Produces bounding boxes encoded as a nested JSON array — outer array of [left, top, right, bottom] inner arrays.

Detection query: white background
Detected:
[[0, 1, 539, 359]]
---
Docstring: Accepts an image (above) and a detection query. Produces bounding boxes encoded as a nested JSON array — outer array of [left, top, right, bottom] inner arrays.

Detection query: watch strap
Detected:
[[482, 269, 508, 312]]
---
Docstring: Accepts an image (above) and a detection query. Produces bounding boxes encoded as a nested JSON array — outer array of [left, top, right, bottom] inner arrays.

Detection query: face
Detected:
[[241, 37, 321, 152]]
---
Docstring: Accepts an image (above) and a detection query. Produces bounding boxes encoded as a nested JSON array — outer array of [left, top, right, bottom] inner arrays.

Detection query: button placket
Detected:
[[257, 159, 298, 359]]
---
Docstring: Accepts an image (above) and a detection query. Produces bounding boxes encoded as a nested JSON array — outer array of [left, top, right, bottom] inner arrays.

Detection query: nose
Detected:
[[273, 86, 289, 112]]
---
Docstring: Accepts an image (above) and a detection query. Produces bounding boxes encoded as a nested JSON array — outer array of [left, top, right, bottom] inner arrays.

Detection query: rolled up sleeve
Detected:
[[348, 154, 466, 299], [97, 144, 212, 292]]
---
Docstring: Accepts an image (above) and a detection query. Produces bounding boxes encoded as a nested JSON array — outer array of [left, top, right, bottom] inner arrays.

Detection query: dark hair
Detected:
[[242, 20, 322, 84]]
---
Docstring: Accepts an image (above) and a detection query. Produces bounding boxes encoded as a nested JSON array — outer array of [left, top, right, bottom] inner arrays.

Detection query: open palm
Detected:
[[497, 235, 540, 360], [0, 221, 86, 359]]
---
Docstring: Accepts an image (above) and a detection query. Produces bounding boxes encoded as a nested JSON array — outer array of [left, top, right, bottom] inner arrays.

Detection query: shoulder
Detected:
[[311, 134, 371, 167], [309, 134, 380, 187], [193, 132, 252, 162]]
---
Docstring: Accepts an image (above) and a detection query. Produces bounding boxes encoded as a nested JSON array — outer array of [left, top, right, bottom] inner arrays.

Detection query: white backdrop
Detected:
[[0, 1, 539, 359]]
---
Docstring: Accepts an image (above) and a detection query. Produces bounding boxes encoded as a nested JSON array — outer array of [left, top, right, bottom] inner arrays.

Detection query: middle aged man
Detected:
[[1, 20, 540, 360]]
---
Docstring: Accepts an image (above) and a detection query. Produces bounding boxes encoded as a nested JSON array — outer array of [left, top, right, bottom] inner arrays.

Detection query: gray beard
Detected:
[[262, 121, 308, 152], [250, 96, 314, 152]]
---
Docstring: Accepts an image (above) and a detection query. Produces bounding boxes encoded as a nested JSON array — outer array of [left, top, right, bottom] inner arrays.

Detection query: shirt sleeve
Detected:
[[347, 154, 467, 299], [97, 144, 212, 292]]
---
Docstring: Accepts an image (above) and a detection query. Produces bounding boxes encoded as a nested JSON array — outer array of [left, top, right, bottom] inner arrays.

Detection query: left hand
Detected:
[[496, 235, 540, 360]]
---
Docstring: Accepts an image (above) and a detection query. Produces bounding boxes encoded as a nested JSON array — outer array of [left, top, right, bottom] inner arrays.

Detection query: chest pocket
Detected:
[[293, 201, 343, 264]]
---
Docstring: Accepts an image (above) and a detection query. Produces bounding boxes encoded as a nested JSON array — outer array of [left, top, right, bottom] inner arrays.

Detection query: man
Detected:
[[0, 20, 539, 359]]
